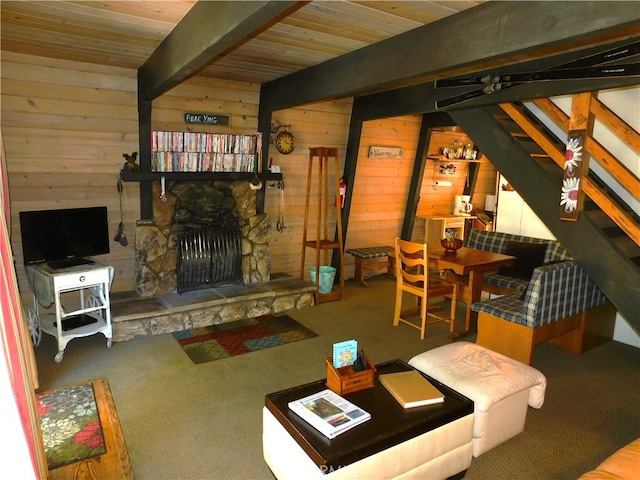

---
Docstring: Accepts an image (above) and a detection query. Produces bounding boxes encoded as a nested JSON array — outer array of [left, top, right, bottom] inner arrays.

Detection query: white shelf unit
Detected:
[[26, 261, 113, 362]]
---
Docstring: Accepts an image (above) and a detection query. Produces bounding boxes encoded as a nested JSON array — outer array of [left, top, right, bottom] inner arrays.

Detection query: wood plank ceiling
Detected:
[[0, 1, 485, 85]]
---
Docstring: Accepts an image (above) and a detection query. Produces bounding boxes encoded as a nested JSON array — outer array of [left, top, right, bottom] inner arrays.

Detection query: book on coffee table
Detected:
[[379, 370, 445, 409], [288, 389, 370, 439], [332, 339, 357, 368]]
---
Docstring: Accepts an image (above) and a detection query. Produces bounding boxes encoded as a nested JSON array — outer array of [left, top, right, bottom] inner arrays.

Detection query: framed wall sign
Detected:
[[368, 145, 404, 158], [183, 113, 230, 125]]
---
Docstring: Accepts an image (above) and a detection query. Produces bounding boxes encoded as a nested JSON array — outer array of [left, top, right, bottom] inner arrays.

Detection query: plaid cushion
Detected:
[[472, 260, 606, 328], [346, 246, 391, 259], [472, 294, 524, 323], [467, 229, 572, 263], [482, 272, 530, 292]]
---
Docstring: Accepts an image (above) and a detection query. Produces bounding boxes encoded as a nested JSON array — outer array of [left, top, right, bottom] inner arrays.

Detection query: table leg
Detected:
[[445, 270, 481, 340], [465, 270, 483, 332]]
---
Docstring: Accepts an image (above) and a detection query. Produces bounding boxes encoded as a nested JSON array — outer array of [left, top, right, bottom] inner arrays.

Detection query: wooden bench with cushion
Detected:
[[346, 246, 395, 287], [471, 260, 615, 365], [465, 228, 572, 296]]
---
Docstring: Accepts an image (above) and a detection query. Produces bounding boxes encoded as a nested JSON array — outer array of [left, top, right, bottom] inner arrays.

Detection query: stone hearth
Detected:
[[113, 180, 315, 342], [110, 273, 315, 342]]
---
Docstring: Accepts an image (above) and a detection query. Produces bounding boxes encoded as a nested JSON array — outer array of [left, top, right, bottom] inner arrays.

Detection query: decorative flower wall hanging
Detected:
[[560, 133, 585, 219]]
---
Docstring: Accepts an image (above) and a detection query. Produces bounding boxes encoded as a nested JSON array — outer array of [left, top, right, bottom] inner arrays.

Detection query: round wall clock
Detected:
[[275, 130, 295, 155]]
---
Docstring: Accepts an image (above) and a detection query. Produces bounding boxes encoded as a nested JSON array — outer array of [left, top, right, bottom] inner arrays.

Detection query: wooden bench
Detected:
[[346, 246, 395, 287]]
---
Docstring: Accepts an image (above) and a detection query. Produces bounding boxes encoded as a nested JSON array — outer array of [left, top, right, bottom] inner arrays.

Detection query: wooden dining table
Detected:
[[427, 243, 515, 337]]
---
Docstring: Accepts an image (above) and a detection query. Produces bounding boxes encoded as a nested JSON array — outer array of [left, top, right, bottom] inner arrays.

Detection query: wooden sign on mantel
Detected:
[[184, 112, 230, 125], [368, 145, 404, 159]]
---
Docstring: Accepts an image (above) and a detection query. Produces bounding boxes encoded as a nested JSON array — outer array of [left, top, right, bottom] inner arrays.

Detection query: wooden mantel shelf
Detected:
[[120, 170, 283, 182]]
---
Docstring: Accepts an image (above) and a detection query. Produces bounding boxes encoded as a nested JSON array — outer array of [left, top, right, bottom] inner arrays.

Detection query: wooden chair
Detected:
[[393, 237, 458, 339]]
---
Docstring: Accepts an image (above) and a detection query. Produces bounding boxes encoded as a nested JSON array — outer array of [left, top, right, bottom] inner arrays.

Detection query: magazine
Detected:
[[288, 389, 371, 439]]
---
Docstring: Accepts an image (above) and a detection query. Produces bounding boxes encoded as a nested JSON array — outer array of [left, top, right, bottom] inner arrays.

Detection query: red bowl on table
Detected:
[[441, 238, 464, 254]]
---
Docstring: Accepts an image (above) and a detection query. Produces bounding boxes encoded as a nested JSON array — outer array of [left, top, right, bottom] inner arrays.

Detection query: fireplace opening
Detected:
[[176, 215, 242, 294], [134, 180, 271, 298]]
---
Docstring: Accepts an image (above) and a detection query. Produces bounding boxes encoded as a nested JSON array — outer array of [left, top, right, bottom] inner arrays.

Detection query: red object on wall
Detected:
[[335, 179, 346, 208]]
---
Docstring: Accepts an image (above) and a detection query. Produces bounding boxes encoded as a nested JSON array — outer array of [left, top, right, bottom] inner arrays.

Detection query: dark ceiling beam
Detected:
[[264, 1, 639, 112], [138, 0, 304, 101]]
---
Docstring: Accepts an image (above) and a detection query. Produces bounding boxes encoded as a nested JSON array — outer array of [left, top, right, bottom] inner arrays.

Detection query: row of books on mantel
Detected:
[[151, 151, 258, 173], [287, 340, 445, 439], [152, 131, 262, 155]]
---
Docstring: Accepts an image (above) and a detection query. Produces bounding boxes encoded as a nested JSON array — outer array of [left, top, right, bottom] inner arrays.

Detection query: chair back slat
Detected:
[[393, 237, 457, 339]]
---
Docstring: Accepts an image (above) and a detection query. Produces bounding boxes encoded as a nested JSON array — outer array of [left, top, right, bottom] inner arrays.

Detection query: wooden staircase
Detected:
[[449, 96, 640, 334]]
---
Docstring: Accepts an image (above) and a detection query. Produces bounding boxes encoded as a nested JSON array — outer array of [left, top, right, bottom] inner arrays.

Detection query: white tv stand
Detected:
[[25, 260, 113, 362]]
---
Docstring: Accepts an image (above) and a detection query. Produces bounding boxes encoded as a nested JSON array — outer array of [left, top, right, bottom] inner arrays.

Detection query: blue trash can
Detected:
[[310, 266, 337, 294]]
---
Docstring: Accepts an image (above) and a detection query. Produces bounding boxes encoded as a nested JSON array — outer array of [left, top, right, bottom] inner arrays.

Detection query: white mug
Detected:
[[462, 202, 473, 214]]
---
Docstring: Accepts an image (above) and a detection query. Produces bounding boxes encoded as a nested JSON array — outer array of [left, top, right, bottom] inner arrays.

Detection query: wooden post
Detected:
[[560, 92, 595, 221]]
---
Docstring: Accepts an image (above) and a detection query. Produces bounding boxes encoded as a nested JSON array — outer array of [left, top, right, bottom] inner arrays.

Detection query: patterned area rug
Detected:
[[173, 314, 318, 364], [36, 383, 106, 469]]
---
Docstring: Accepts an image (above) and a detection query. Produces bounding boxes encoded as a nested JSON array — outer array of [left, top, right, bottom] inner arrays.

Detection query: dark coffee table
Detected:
[[264, 359, 474, 475]]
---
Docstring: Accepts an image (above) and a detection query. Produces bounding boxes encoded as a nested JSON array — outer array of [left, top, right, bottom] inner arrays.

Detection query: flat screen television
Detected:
[[19, 206, 110, 268]]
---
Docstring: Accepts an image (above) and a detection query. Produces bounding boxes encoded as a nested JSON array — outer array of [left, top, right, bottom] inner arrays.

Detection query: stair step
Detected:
[[588, 210, 618, 228], [603, 226, 625, 237], [517, 139, 547, 154], [536, 158, 563, 178], [611, 236, 640, 260]]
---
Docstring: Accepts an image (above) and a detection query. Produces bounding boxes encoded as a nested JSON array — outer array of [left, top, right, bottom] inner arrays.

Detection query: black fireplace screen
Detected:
[[176, 217, 242, 293]]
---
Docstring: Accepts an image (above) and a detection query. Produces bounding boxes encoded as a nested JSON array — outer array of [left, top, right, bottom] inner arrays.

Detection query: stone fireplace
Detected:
[[134, 180, 271, 297]]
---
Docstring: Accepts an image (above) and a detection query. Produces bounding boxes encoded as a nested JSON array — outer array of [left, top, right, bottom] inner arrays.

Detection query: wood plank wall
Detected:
[[2, 52, 140, 299], [2, 51, 496, 300], [264, 99, 353, 278], [354, 116, 423, 248]]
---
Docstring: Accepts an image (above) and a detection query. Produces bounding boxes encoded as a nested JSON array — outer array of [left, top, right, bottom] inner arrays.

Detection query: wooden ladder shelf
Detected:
[[300, 147, 345, 303]]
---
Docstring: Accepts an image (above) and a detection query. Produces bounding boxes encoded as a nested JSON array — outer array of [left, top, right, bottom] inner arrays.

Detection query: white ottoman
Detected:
[[263, 407, 473, 479], [409, 341, 546, 457]]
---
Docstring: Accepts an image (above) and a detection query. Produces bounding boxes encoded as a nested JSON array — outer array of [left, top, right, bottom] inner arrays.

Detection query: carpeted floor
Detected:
[[172, 314, 318, 364], [33, 276, 640, 479], [36, 383, 106, 469]]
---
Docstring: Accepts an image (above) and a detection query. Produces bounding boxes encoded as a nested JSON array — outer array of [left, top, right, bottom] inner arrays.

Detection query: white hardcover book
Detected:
[[288, 389, 370, 439]]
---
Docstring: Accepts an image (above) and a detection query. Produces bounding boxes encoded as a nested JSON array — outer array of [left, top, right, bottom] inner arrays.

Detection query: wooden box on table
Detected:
[[325, 356, 377, 395]]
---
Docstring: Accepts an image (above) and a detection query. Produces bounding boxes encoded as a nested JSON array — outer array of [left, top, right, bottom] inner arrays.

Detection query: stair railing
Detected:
[[499, 97, 640, 247]]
